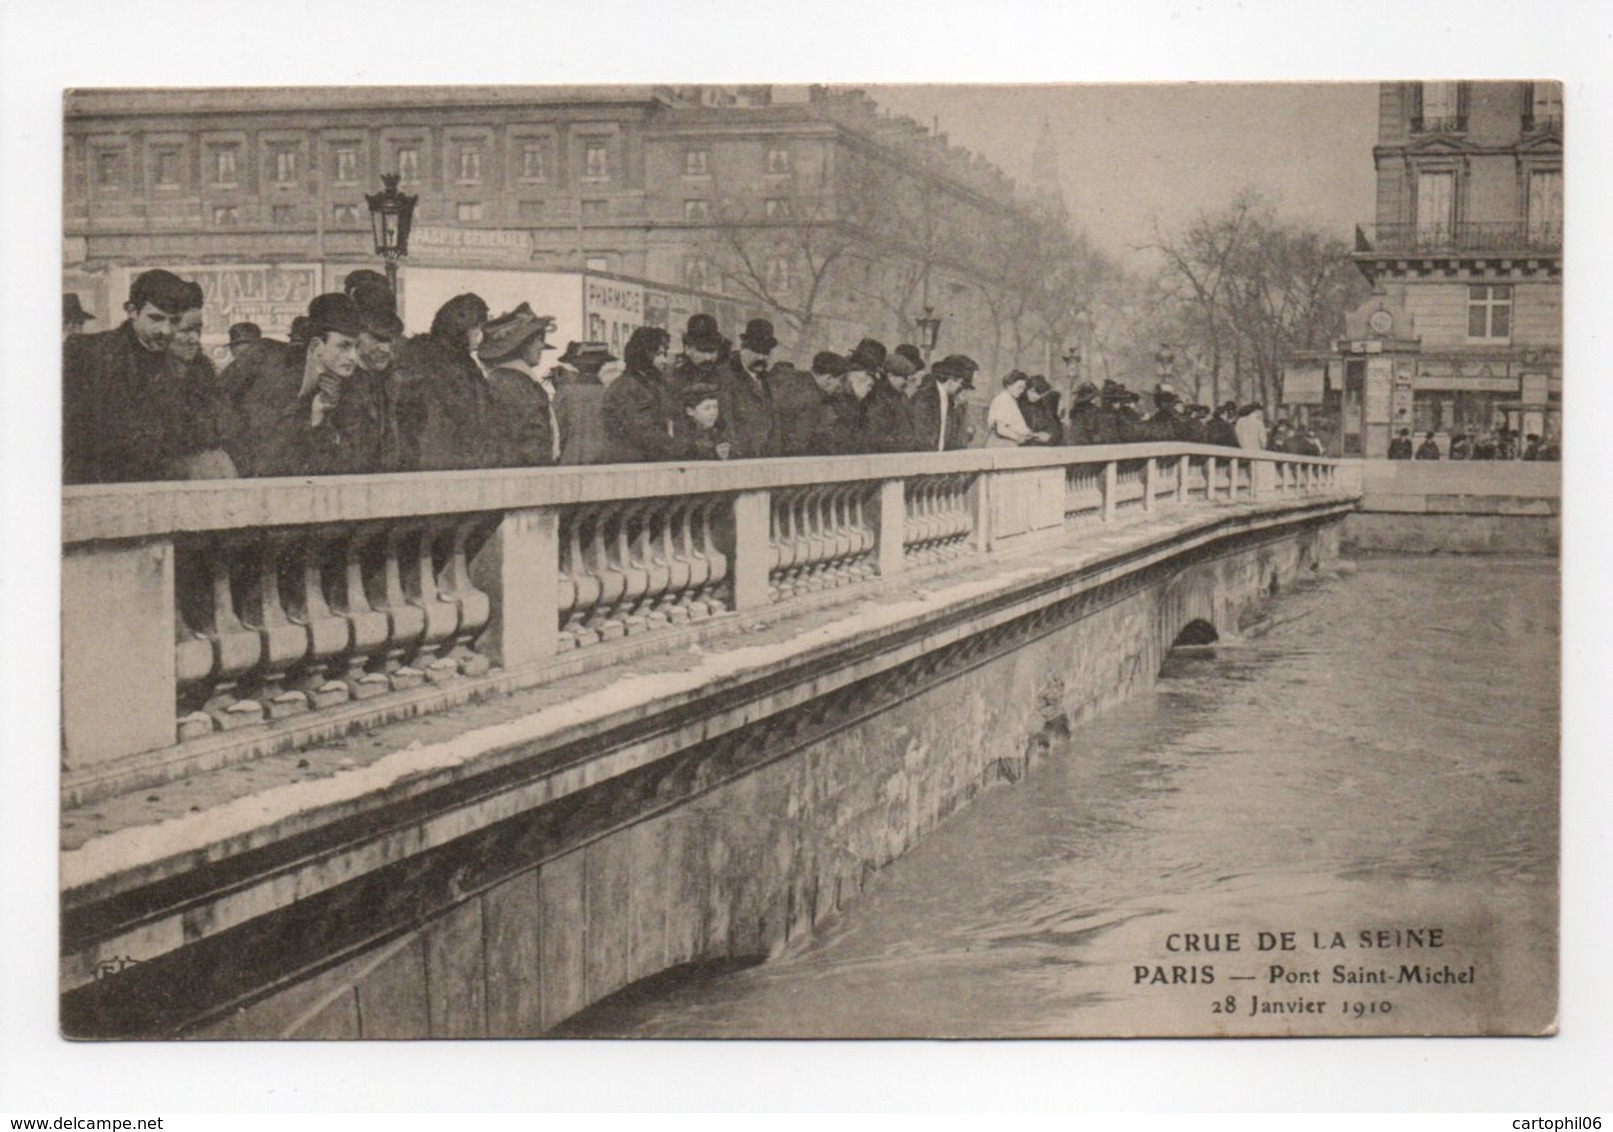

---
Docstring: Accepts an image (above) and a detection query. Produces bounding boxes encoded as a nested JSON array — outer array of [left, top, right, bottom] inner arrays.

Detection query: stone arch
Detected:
[[1171, 618, 1220, 647]]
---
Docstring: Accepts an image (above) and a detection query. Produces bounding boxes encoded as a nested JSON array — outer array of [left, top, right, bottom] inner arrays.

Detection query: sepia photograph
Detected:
[[7, 0, 1611, 1117], [56, 76, 1560, 1042]]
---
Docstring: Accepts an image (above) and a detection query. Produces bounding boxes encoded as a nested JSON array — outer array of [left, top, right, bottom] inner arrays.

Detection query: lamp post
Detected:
[[1062, 345, 1082, 388], [365, 173, 417, 295], [916, 306, 943, 364]]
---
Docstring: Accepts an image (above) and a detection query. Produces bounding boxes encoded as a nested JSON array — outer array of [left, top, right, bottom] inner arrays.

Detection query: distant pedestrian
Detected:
[[1448, 431, 1472, 460], [1234, 403, 1267, 451], [1415, 431, 1441, 460], [1388, 428, 1414, 460]]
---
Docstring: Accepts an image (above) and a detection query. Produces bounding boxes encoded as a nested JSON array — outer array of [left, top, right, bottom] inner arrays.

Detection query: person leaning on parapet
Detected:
[[479, 303, 561, 468], [392, 292, 494, 471], [225, 293, 372, 477], [671, 313, 725, 403], [987, 370, 1044, 447], [1065, 381, 1102, 445], [911, 354, 976, 452], [64, 268, 233, 484], [715, 318, 782, 459], [885, 346, 927, 451], [771, 356, 837, 457], [843, 338, 914, 454], [553, 341, 614, 465], [603, 325, 689, 462], [341, 284, 406, 473], [1234, 402, 1268, 451], [1090, 380, 1142, 446], [1415, 431, 1441, 460], [1387, 427, 1414, 460], [1207, 401, 1240, 448], [673, 381, 731, 460]]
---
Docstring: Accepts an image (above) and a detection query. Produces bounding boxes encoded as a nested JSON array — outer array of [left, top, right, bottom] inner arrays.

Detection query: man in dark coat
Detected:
[[910, 354, 975, 452], [64, 268, 227, 484], [843, 339, 914, 454], [772, 357, 842, 457], [714, 317, 781, 458], [1022, 374, 1065, 445], [478, 302, 560, 468], [392, 293, 495, 471], [1066, 381, 1103, 445], [1181, 404, 1211, 444], [604, 326, 690, 462], [226, 293, 373, 477], [339, 284, 405, 474], [1415, 431, 1442, 460], [670, 313, 725, 405], [1092, 380, 1143, 445], [1208, 401, 1240, 448], [1388, 428, 1415, 459]]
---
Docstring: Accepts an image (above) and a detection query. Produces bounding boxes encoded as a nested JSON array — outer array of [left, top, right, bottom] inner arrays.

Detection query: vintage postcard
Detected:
[[54, 78, 1562, 1049]]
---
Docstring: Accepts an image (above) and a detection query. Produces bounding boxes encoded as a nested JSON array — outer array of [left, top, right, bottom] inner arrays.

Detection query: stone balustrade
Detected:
[[61, 445, 1357, 801]]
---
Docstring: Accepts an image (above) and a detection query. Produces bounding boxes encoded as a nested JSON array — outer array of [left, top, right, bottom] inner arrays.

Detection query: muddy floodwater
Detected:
[[560, 556, 1559, 1038]]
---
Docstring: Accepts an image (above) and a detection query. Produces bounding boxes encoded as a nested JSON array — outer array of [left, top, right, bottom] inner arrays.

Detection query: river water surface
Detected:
[[561, 556, 1559, 1039]]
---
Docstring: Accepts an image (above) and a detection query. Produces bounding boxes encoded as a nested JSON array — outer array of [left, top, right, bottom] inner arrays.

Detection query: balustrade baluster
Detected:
[[283, 528, 352, 710], [396, 522, 460, 683], [235, 531, 313, 719], [356, 521, 427, 689], [586, 508, 628, 641], [435, 517, 494, 677], [792, 490, 818, 593], [328, 524, 392, 698], [849, 488, 876, 580]]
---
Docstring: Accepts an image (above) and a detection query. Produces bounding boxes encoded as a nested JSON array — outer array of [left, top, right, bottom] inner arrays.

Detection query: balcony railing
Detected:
[[1355, 221, 1562, 256], [61, 445, 1357, 805]]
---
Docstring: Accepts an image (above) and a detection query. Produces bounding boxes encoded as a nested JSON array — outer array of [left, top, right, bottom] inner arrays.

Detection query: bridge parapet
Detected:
[[62, 445, 1357, 805]]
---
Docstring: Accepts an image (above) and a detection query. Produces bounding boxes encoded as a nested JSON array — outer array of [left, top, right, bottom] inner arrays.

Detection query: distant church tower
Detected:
[[1030, 119, 1067, 221]]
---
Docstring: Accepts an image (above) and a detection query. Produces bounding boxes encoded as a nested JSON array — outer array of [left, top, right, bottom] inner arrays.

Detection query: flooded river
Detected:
[[561, 556, 1559, 1039]]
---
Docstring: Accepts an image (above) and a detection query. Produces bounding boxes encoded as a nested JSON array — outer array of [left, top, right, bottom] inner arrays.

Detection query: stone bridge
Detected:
[[59, 445, 1358, 1038]]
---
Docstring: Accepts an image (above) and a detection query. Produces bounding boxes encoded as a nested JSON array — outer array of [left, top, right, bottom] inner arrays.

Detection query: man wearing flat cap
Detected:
[[64, 268, 229, 484], [225, 292, 371, 476], [479, 302, 561, 467], [713, 317, 781, 458], [843, 338, 915, 454]]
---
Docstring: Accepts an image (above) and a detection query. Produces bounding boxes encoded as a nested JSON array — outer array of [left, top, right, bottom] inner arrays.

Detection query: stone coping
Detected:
[[63, 445, 1347, 544], [61, 495, 1353, 919]]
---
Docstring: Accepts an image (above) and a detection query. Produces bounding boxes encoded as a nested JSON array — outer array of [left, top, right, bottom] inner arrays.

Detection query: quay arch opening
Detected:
[[1171, 619, 1219, 647]]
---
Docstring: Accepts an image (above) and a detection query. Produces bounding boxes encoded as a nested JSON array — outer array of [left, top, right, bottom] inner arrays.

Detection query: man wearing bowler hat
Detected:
[[64, 268, 228, 484], [479, 302, 561, 467], [672, 312, 726, 403], [227, 322, 264, 361], [226, 292, 368, 476], [714, 317, 781, 458]]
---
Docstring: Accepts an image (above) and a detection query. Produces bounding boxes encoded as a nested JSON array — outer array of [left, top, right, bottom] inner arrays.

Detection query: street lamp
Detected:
[[915, 306, 943, 363], [365, 173, 417, 294], [1062, 345, 1082, 383]]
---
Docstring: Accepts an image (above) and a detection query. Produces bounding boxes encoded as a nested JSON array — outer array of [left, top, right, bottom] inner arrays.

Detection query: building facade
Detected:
[[1314, 81, 1562, 456], [64, 85, 1040, 371]]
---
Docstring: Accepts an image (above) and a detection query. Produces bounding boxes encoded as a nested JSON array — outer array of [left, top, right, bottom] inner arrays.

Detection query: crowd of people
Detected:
[[64, 268, 1338, 486], [1387, 427, 1560, 461]]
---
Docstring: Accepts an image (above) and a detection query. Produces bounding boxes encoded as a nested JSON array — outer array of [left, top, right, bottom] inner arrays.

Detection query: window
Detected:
[[332, 203, 361, 224], [396, 146, 420, 182], [1468, 285, 1512, 341], [334, 148, 358, 183], [764, 198, 791, 220], [521, 144, 547, 181], [683, 199, 710, 221], [1529, 83, 1564, 129], [1527, 170, 1563, 246], [766, 255, 791, 292], [684, 256, 712, 291], [210, 146, 238, 185], [766, 146, 791, 174], [584, 141, 608, 179], [272, 204, 295, 225], [684, 148, 709, 176], [96, 151, 123, 188], [154, 149, 180, 187], [456, 201, 484, 223], [212, 205, 238, 226], [457, 146, 481, 183], [1416, 82, 1465, 132], [273, 147, 298, 184], [1415, 171, 1455, 246]]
